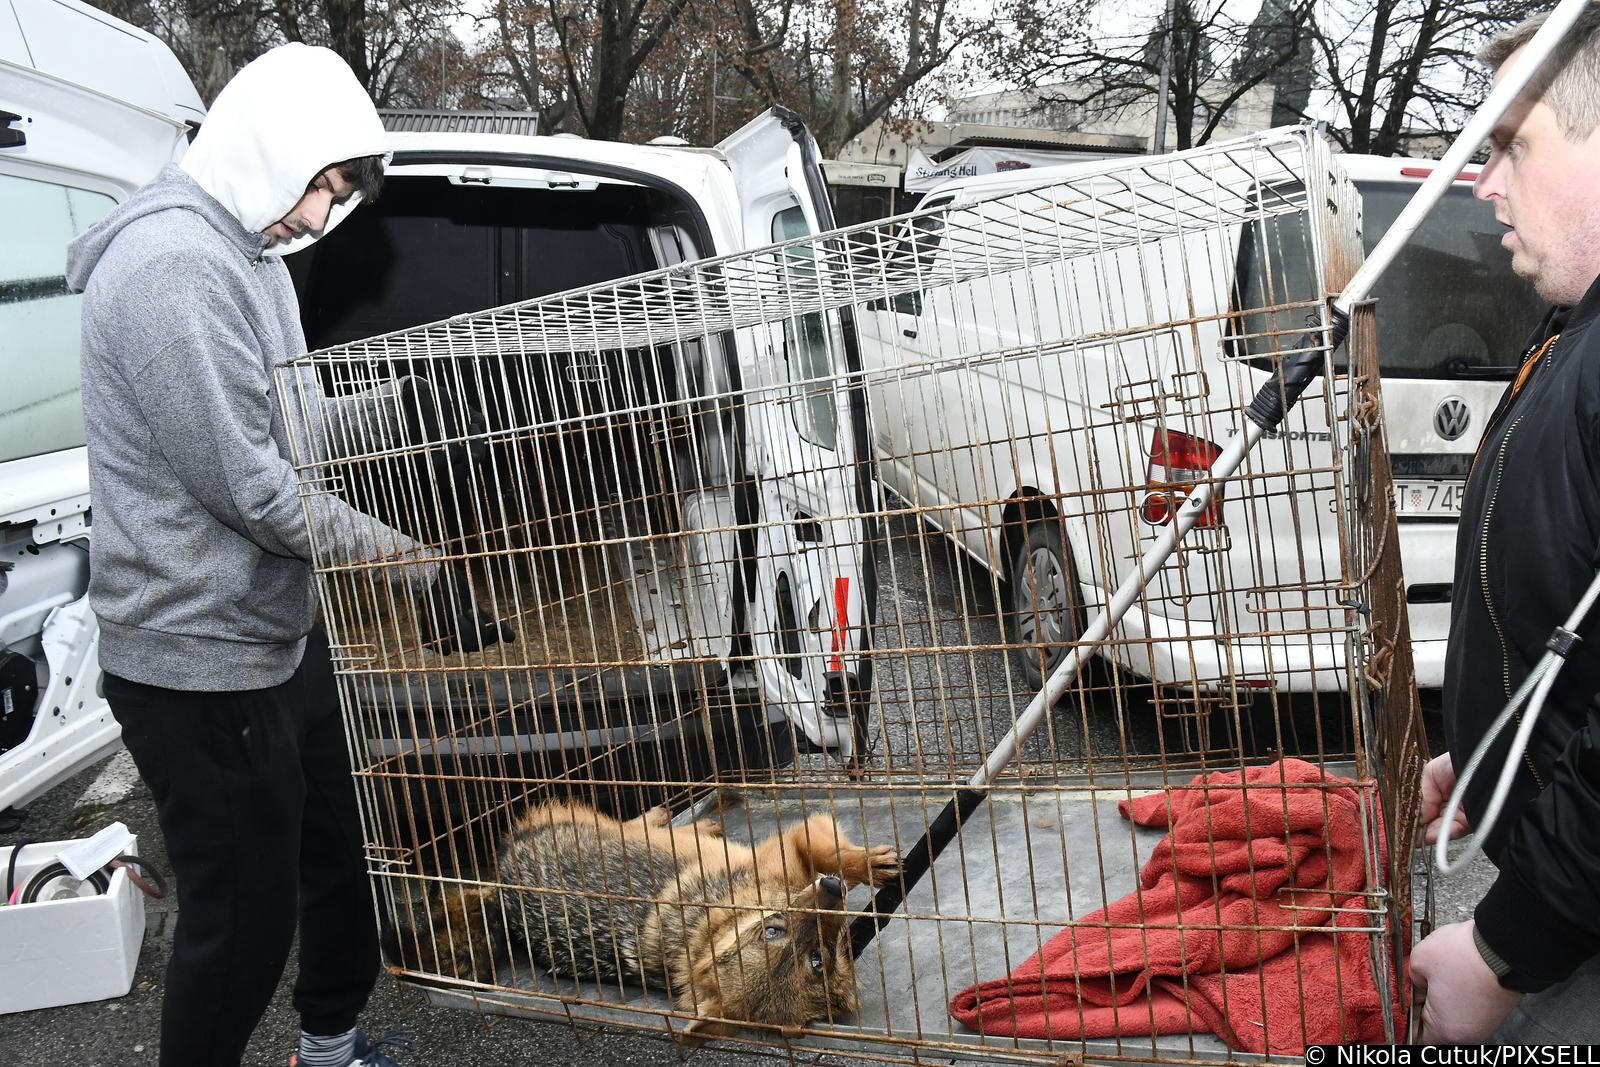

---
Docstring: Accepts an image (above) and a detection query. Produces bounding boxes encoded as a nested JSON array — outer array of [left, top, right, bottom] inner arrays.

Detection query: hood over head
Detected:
[[65, 165, 259, 292], [180, 42, 389, 256]]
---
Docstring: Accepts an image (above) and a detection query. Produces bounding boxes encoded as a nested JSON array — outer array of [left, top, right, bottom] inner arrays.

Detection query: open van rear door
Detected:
[[0, 7, 201, 812], [716, 109, 877, 756]]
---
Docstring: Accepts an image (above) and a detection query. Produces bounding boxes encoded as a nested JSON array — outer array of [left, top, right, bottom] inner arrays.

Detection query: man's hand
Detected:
[[1410, 921, 1521, 1043], [1418, 752, 1470, 846], [418, 568, 514, 655]]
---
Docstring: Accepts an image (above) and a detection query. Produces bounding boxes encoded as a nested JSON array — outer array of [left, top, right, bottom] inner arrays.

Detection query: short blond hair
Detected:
[[1481, 8, 1600, 138]]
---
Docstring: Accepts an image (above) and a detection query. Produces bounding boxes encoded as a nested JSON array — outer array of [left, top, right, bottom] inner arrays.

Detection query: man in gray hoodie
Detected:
[[65, 43, 502, 1067]]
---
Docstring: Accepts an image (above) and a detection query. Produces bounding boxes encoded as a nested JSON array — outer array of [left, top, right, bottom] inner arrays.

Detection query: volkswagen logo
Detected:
[[1435, 396, 1471, 441]]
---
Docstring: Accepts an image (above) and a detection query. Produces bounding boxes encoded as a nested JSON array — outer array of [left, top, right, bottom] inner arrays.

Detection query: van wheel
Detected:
[[1008, 518, 1087, 692]]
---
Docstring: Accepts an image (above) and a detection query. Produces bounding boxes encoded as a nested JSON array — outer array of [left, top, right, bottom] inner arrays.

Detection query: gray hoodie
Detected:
[[66, 45, 436, 691]]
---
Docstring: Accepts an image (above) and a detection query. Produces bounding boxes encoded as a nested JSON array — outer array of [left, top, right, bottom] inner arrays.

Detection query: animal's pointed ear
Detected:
[[680, 1009, 736, 1047]]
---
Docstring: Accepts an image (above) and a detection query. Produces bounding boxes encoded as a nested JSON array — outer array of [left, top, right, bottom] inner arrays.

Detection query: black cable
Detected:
[[1245, 309, 1350, 432], [5, 838, 34, 904], [850, 787, 990, 957], [110, 854, 169, 899]]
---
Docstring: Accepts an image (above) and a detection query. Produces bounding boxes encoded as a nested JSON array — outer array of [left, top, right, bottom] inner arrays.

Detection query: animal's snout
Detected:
[[818, 875, 845, 900]]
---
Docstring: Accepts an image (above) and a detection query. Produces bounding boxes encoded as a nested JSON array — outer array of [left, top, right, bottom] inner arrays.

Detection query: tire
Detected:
[[1007, 516, 1087, 692]]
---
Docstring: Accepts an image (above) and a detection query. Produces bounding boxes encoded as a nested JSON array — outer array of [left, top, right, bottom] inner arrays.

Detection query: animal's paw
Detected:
[[694, 818, 726, 837], [865, 845, 901, 887], [642, 804, 673, 828]]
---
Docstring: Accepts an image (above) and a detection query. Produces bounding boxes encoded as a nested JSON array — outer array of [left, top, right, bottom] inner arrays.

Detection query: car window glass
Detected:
[[0, 174, 115, 462], [1230, 180, 1539, 381], [771, 205, 838, 450], [1227, 181, 1324, 369], [1357, 181, 1541, 379], [892, 200, 949, 315]]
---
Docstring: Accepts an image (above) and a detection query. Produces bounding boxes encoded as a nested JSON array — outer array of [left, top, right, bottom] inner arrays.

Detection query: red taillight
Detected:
[[829, 576, 850, 672], [1141, 428, 1225, 527]]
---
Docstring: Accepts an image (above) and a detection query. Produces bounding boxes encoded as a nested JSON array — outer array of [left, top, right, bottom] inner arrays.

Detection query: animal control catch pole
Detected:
[[851, 0, 1595, 955]]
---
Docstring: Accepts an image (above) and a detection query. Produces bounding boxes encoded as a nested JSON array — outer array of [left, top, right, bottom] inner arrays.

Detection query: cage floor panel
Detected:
[[416, 773, 1303, 1064]]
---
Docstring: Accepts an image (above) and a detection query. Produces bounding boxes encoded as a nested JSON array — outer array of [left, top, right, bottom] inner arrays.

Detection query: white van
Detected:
[[1334, 154, 1540, 680], [0, 0, 203, 813], [858, 142, 1538, 694], [1, 7, 869, 814]]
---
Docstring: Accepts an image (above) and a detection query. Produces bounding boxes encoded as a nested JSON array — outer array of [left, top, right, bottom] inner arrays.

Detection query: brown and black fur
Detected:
[[396, 799, 900, 1039]]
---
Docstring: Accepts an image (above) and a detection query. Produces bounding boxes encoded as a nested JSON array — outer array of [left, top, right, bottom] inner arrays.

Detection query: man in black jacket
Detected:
[[1411, 8, 1600, 1044]]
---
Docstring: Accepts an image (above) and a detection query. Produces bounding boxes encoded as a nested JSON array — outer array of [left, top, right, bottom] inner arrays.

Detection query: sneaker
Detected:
[[289, 1029, 416, 1067], [350, 1031, 416, 1067]]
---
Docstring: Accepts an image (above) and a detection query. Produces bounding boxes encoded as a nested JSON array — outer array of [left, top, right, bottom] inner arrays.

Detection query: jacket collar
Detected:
[[66, 164, 272, 294], [1548, 271, 1600, 340], [161, 166, 276, 263]]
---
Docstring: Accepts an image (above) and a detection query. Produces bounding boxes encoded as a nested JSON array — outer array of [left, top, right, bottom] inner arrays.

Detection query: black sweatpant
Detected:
[[106, 626, 378, 1067]]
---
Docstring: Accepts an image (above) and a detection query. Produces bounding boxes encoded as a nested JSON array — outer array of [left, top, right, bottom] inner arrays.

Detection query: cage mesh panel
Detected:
[[278, 127, 1420, 1064]]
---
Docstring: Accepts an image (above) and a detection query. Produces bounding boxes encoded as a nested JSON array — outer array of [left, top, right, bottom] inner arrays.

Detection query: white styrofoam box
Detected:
[[0, 835, 146, 1014]]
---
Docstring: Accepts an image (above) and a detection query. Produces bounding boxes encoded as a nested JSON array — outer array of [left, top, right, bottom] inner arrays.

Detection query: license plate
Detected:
[[1394, 479, 1464, 518]]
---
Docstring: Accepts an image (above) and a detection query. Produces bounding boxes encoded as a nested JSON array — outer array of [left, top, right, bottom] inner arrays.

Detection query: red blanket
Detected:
[[948, 759, 1401, 1054]]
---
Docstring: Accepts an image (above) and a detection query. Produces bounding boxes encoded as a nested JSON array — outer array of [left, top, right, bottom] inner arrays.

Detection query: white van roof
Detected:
[[1, 0, 204, 126], [912, 131, 1473, 205]]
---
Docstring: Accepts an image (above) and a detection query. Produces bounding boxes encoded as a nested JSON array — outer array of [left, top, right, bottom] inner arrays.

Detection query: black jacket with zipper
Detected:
[[1444, 275, 1600, 992]]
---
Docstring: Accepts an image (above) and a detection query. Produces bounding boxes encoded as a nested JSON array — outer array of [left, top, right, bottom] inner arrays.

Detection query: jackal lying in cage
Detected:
[[396, 799, 900, 1039]]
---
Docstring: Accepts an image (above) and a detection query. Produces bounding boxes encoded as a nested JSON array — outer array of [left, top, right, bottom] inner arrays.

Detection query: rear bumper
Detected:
[[1106, 607, 1445, 694]]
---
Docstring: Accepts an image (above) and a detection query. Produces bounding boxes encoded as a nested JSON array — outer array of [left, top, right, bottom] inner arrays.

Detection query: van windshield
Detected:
[[1358, 181, 1543, 380]]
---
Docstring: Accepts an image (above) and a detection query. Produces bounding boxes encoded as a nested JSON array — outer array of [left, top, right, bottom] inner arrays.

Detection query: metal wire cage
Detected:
[[278, 126, 1426, 1064]]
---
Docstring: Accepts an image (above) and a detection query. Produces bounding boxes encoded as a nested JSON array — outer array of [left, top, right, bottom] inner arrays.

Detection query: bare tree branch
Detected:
[[1306, 0, 1539, 155], [983, 0, 1308, 150]]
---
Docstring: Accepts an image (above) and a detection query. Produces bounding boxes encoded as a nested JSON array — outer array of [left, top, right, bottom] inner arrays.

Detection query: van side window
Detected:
[[900, 201, 948, 314], [1227, 181, 1324, 371], [871, 200, 948, 316], [0, 173, 115, 462], [771, 206, 838, 451]]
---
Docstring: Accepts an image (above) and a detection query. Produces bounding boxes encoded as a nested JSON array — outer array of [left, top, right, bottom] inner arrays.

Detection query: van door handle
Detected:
[[793, 513, 824, 543], [1407, 583, 1452, 604], [902, 329, 918, 340], [0, 111, 25, 149]]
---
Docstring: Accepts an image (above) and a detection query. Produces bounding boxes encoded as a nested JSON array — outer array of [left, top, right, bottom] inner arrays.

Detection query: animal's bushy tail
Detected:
[[381, 884, 505, 983]]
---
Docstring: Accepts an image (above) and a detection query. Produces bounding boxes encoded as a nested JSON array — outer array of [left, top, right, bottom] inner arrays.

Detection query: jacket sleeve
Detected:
[[1474, 698, 1600, 991], [289, 371, 406, 462], [125, 300, 439, 591], [282, 366, 475, 466]]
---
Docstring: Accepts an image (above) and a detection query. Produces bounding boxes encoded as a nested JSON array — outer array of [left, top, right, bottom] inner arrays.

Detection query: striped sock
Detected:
[[296, 1027, 359, 1067]]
